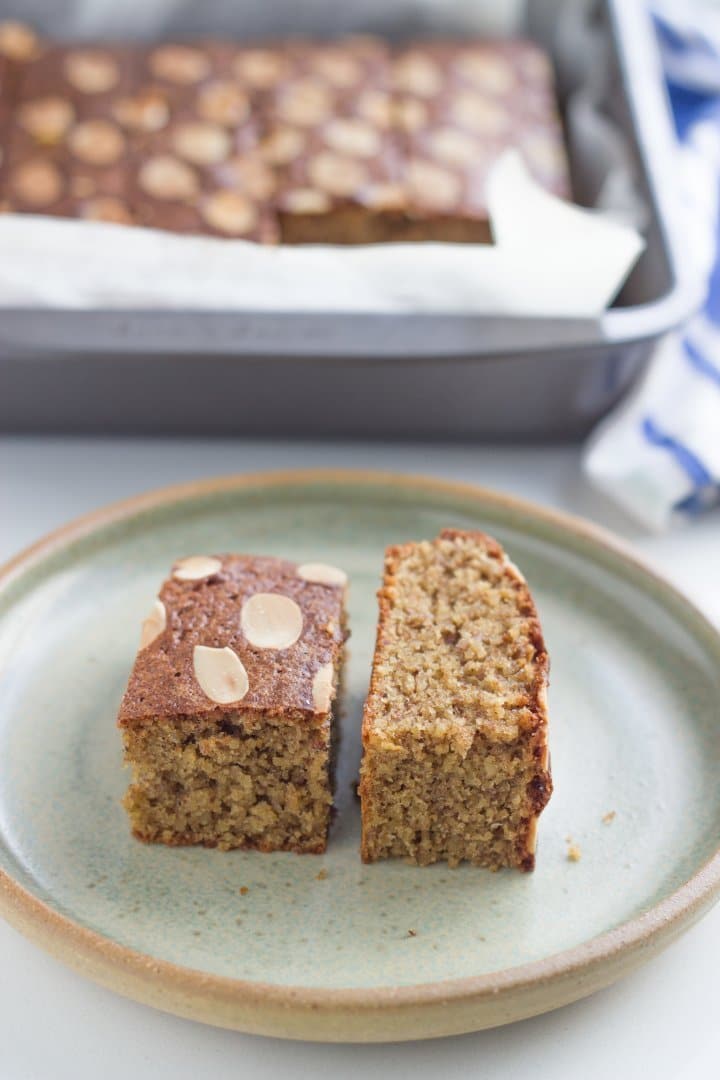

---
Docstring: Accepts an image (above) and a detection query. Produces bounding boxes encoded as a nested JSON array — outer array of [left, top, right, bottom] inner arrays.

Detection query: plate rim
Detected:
[[2, 468, 720, 1039]]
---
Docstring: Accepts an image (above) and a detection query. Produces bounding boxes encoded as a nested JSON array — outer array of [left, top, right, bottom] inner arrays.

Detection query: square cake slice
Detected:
[[0, 20, 40, 210], [4, 42, 137, 224], [263, 37, 408, 244], [118, 553, 348, 853], [359, 529, 551, 870], [391, 40, 571, 242], [125, 42, 279, 240]]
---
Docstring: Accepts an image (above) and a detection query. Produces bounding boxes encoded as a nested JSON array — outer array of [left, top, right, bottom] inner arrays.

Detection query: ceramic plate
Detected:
[[1, 471, 719, 1042]]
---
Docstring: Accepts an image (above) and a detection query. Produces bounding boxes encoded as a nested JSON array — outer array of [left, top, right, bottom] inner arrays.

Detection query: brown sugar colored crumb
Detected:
[[118, 553, 348, 854], [359, 529, 551, 870]]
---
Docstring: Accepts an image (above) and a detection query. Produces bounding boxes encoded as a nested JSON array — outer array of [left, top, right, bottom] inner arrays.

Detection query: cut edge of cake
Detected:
[[359, 528, 551, 870]]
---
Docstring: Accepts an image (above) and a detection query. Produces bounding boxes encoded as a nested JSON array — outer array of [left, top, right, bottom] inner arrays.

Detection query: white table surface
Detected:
[[1, 435, 719, 1080]]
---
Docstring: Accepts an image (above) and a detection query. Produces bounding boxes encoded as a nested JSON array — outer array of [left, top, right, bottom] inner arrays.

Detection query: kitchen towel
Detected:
[[584, 0, 720, 529]]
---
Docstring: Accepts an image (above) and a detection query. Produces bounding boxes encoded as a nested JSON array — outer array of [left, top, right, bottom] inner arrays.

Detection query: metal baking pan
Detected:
[[0, 0, 703, 439]]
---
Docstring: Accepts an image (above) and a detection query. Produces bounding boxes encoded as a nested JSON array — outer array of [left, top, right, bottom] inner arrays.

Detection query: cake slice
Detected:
[[390, 40, 571, 242], [118, 553, 348, 853], [262, 36, 407, 245], [359, 529, 551, 869], [3, 41, 138, 224], [125, 42, 279, 240], [0, 21, 40, 210]]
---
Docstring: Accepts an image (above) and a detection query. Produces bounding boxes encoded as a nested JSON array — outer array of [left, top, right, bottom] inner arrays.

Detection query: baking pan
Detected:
[[0, 0, 703, 439]]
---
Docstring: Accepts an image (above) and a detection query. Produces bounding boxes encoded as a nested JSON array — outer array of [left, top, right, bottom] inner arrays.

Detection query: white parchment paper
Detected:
[[0, 155, 644, 316]]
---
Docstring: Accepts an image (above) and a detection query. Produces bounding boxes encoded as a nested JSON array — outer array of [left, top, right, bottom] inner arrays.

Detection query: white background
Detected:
[[2, 436, 719, 1080]]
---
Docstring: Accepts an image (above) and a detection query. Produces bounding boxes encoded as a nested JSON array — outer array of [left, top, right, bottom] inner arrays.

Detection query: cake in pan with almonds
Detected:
[[0, 20, 570, 242]]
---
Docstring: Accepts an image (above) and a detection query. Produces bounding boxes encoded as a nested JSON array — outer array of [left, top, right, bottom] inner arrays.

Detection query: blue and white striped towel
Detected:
[[584, 0, 720, 529]]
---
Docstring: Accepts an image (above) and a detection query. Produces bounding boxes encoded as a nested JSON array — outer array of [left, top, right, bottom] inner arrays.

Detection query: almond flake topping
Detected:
[[172, 555, 222, 581], [297, 563, 347, 587], [312, 662, 335, 713], [241, 592, 303, 649], [193, 645, 249, 704], [139, 599, 166, 649]]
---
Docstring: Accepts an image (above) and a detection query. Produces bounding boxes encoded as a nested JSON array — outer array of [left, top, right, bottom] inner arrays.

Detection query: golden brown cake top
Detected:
[[393, 40, 570, 217], [261, 37, 404, 218], [118, 553, 347, 726], [126, 42, 279, 239], [0, 23, 571, 238], [363, 528, 549, 747]]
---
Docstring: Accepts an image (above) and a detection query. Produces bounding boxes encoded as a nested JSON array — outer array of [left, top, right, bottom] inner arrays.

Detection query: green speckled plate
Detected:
[[1, 471, 720, 1042]]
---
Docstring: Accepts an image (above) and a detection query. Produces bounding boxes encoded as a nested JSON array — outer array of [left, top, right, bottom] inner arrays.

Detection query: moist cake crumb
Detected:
[[359, 528, 551, 870]]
